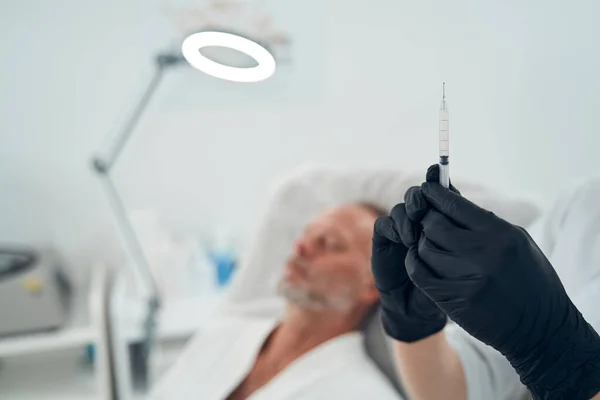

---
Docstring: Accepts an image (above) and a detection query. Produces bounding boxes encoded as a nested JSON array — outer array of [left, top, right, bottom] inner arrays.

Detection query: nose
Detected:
[[295, 237, 315, 259]]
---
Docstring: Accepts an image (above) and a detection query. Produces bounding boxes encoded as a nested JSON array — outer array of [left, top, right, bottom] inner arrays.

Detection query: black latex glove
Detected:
[[371, 202, 447, 342], [395, 164, 600, 400]]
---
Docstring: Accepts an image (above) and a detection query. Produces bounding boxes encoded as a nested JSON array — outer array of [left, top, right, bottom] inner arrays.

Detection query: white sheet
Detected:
[[149, 300, 403, 400]]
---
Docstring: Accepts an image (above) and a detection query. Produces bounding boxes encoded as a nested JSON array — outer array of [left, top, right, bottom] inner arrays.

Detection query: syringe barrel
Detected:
[[439, 109, 449, 157], [439, 162, 450, 188]]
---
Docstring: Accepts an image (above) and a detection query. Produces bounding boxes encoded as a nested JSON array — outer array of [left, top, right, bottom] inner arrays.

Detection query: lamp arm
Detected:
[[91, 53, 185, 293], [97, 68, 163, 171], [93, 53, 184, 173], [90, 52, 184, 392], [91, 55, 180, 298]]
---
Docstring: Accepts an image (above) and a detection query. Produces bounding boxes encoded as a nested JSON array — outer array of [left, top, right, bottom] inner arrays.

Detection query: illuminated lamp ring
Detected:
[[181, 31, 276, 83]]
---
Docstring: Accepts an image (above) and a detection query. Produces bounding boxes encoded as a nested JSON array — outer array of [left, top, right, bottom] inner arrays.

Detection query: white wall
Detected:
[[1, 0, 599, 274]]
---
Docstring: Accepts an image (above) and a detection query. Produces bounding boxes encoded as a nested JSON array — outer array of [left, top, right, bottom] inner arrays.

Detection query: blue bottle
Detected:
[[210, 227, 237, 287], [211, 252, 237, 287]]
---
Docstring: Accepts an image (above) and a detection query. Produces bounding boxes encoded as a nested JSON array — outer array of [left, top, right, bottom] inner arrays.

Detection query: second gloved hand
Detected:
[[397, 165, 600, 400], [371, 204, 447, 343]]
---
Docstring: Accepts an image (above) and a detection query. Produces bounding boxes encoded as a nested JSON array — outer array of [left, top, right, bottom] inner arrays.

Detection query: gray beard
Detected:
[[276, 280, 353, 311]]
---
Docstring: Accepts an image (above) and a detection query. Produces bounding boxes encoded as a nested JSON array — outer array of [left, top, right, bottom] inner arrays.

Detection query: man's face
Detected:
[[277, 204, 379, 311]]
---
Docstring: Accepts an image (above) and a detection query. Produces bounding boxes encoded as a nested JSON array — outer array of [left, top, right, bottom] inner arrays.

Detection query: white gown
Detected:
[[149, 304, 403, 400], [446, 175, 600, 400]]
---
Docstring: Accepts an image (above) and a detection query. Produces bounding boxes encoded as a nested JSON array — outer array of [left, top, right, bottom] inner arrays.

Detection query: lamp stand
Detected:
[[91, 32, 275, 393]]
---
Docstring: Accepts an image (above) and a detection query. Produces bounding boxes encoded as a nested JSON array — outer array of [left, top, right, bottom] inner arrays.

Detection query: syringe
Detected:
[[439, 82, 450, 188]]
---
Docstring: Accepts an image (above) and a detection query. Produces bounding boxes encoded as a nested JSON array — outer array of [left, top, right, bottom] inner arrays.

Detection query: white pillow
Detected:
[[226, 164, 541, 307]]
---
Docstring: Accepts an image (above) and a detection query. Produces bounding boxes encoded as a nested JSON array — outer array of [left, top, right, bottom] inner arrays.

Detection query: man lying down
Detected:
[[149, 203, 403, 400]]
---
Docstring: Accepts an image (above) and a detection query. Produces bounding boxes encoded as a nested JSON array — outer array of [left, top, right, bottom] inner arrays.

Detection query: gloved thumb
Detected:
[[425, 164, 460, 194], [404, 165, 460, 223]]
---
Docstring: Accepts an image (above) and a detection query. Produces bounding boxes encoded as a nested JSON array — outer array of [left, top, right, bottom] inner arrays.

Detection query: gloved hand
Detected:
[[371, 203, 447, 343], [393, 165, 600, 400]]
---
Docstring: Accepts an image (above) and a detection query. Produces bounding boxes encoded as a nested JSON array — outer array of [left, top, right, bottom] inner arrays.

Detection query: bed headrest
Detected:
[[222, 164, 541, 395]]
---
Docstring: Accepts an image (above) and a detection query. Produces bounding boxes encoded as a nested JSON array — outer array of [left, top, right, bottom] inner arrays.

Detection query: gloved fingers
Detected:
[[420, 209, 472, 251], [389, 203, 421, 247], [425, 164, 460, 195], [373, 216, 401, 244], [417, 234, 482, 279], [372, 216, 410, 292], [404, 164, 460, 224], [421, 181, 494, 231], [409, 284, 445, 319], [404, 244, 463, 305], [404, 186, 429, 222], [404, 181, 460, 224], [404, 244, 443, 288]]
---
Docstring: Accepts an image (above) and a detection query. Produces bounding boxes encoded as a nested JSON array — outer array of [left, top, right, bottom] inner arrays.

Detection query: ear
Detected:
[[361, 276, 381, 305]]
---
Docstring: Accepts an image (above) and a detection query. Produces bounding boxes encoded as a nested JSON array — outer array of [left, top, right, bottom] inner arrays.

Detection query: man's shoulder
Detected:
[[186, 310, 278, 348], [313, 334, 402, 399], [319, 361, 403, 400], [149, 313, 279, 400]]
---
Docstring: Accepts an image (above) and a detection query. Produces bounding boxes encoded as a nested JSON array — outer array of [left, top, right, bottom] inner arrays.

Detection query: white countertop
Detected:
[[0, 348, 98, 400]]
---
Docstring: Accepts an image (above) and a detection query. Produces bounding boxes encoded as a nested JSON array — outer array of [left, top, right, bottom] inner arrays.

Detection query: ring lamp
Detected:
[[181, 31, 276, 83]]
